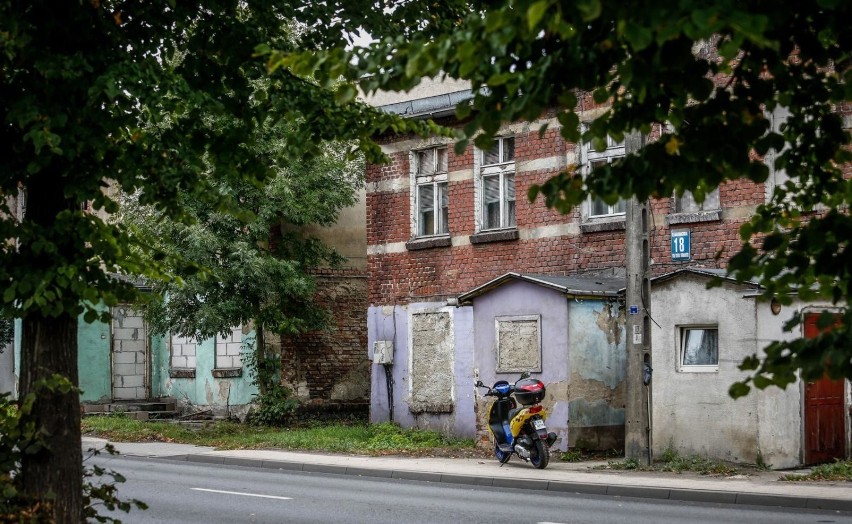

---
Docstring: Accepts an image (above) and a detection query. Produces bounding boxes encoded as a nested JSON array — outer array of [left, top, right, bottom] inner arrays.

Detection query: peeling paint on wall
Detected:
[[205, 380, 214, 405], [218, 380, 231, 404], [594, 301, 624, 347]]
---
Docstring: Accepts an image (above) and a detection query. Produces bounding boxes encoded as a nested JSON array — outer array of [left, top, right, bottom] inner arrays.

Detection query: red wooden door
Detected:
[[803, 313, 846, 464]]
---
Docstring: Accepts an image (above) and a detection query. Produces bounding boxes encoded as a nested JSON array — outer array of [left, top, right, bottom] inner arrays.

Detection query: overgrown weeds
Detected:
[[780, 460, 852, 482], [593, 447, 739, 476], [82, 416, 475, 455]]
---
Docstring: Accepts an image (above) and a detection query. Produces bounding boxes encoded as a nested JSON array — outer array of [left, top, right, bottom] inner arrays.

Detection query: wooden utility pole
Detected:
[[624, 131, 652, 465]]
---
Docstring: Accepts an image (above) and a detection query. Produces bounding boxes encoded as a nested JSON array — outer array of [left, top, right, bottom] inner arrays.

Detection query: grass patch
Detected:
[[593, 448, 738, 476], [780, 460, 852, 482], [82, 416, 475, 455]]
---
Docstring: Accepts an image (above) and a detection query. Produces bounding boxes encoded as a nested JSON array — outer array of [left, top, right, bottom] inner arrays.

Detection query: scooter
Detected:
[[476, 376, 558, 469]]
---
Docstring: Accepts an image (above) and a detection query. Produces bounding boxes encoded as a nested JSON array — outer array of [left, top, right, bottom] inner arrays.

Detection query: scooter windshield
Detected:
[[494, 383, 512, 395]]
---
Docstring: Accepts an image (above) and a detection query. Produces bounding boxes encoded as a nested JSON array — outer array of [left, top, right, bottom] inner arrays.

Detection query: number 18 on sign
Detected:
[[671, 230, 691, 261]]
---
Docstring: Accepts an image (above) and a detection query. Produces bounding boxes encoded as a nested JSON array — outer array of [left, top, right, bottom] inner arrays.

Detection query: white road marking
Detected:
[[191, 488, 292, 500]]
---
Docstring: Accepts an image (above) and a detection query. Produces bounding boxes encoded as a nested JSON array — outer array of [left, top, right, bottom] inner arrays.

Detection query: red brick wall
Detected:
[[279, 268, 369, 408], [367, 124, 766, 306]]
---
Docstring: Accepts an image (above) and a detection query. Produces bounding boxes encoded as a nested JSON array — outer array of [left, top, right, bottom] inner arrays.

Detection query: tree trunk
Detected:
[[18, 312, 83, 523]]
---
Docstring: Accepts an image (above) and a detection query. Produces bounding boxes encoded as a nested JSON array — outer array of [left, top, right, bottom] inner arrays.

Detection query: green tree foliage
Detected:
[[269, 0, 851, 397], [0, 1, 398, 520], [121, 133, 362, 403]]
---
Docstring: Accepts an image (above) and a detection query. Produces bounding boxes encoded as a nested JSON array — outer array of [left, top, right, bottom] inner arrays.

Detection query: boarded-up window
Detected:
[[170, 334, 197, 370], [409, 311, 454, 413], [496, 316, 542, 373], [215, 326, 243, 370]]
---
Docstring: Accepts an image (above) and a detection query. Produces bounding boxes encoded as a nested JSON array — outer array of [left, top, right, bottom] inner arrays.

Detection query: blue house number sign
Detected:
[[671, 230, 691, 261]]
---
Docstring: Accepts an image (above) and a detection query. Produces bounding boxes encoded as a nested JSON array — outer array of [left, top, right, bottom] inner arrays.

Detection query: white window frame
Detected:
[[764, 106, 791, 203], [412, 146, 449, 238], [673, 187, 721, 214], [476, 136, 516, 232], [580, 135, 626, 220], [677, 325, 719, 373]]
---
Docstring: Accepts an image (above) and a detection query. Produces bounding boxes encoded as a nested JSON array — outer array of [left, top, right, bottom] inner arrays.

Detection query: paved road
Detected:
[[91, 455, 852, 524]]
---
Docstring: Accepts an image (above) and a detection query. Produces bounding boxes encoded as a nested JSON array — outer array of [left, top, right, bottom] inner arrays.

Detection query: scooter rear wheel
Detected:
[[530, 439, 549, 469]]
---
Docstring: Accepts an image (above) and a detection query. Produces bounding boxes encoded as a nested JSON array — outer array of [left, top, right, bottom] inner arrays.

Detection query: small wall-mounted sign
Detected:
[[671, 229, 691, 261], [629, 305, 639, 315], [632, 325, 642, 344]]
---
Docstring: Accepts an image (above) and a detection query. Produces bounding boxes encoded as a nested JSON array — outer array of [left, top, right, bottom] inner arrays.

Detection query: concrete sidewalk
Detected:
[[82, 437, 852, 512]]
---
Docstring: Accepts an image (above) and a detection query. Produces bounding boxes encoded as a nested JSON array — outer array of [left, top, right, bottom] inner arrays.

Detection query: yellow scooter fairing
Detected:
[[509, 406, 548, 437]]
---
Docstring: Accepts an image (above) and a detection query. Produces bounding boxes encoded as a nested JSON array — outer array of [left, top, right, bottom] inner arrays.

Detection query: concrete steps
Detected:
[[81, 398, 179, 421]]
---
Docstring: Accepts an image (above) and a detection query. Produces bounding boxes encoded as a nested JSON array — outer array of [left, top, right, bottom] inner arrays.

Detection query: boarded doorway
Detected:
[[803, 312, 846, 464], [111, 306, 149, 400]]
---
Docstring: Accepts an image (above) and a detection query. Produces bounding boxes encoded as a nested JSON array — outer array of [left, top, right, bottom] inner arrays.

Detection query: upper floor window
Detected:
[[584, 136, 626, 219], [764, 106, 791, 203], [674, 188, 720, 214], [414, 146, 449, 237], [480, 137, 516, 230]]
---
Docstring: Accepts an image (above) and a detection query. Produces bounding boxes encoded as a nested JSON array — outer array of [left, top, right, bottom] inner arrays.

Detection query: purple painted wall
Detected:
[[368, 303, 477, 437], [470, 280, 571, 450]]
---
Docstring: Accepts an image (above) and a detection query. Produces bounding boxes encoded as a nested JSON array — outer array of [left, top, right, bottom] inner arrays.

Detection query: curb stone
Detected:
[[158, 454, 852, 512]]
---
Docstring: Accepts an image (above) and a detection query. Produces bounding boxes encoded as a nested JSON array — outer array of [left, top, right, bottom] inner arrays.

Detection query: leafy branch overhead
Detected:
[[267, 0, 851, 395]]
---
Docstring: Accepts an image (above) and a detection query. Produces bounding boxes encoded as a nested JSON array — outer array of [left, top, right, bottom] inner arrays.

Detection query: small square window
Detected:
[[679, 327, 719, 372], [496, 315, 541, 373]]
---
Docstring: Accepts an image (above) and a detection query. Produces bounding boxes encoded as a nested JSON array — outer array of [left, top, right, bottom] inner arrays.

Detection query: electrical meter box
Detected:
[[373, 341, 394, 365]]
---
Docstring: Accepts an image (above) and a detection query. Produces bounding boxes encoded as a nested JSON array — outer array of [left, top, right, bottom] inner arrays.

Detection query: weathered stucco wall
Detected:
[[471, 280, 571, 450], [368, 303, 476, 437], [754, 298, 841, 468], [567, 299, 626, 450], [151, 328, 258, 416], [651, 275, 759, 463]]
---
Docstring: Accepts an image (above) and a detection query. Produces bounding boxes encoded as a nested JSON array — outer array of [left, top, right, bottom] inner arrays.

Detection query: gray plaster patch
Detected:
[[409, 311, 454, 413], [496, 316, 541, 372]]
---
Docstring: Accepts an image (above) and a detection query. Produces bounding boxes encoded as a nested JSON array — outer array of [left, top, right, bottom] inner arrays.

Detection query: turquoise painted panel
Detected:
[[568, 398, 625, 426], [152, 331, 258, 407], [13, 312, 112, 402], [568, 300, 626, 388], [77, 306, 112, 402]]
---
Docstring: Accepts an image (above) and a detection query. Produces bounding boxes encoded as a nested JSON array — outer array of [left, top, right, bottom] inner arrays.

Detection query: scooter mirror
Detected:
[[475, 380, 484, 387]]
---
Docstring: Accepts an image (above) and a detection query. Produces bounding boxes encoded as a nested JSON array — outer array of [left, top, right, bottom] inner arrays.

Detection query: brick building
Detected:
[[364, 79, 851, 466]]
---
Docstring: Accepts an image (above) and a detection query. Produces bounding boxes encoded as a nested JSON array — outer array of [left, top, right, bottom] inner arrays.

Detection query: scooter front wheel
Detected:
[[530, 439, 549, 469]]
